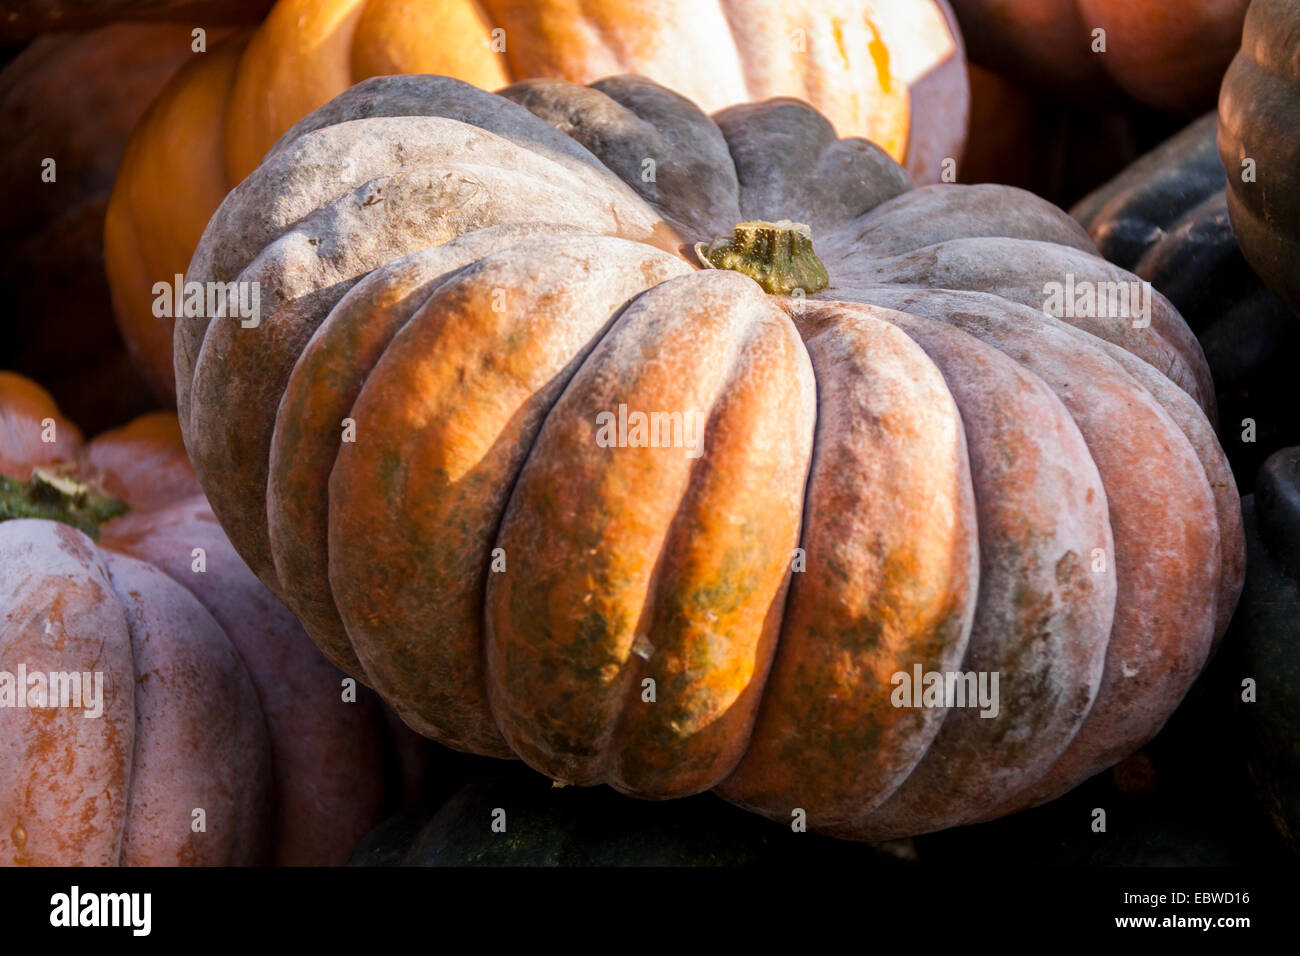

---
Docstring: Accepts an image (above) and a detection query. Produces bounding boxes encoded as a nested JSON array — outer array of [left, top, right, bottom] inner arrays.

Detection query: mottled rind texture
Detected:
[[179, 73, 1243, 839], [0, 374, 425, 865]]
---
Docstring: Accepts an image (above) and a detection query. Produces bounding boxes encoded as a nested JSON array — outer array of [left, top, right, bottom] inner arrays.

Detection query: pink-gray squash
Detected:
[[175, 74, 1242, 839]]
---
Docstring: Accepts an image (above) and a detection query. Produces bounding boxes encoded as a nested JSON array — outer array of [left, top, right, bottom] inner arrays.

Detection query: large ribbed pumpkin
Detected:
[[950, 0, 1251, 112], [1219, 0, 1300, 316], [0, 372, 424, 865], [103, 0, 968, 400], [177, 74, 1242, 840]]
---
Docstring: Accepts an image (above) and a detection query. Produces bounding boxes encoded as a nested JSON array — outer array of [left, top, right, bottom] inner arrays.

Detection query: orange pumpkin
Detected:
[[175, 74, 1242, 839], [0, 22, 203, 428], [1218, 0, 1300, 317], [103, 0, 968, 400], [0, 371, 426, 865]]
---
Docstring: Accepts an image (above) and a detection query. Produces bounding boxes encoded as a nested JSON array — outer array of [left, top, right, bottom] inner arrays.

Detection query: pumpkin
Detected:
[[175, 73, 1241, 841], [1234, 447, 1300, 851], [0, 1, 271, 40], [1072, 112, 1300, 491], [1219, 0, 1300, 317], [0, 22, 204, 427], [0, 371, 427, 865], [950, 0, 1252, 113], [103, 0, 969, 400]]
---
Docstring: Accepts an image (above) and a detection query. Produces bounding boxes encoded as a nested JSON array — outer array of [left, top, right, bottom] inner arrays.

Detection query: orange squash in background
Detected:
[[104, 0, 969, 400], [0, 371, 428, 865], [0, 22, 203, 430], [950, 0, 1251, 113], [1219, 0, 1300, 317]]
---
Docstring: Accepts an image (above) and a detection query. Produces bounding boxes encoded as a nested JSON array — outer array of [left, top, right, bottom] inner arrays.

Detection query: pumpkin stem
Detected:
[[0, 469, 128, 540], [695, 220, 829, 296]]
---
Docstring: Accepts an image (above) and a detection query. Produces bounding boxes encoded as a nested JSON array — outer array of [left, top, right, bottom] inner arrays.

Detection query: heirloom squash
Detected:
[[1219, 0, 1300, 317], [950, 0, 1251, 112], [104, 0, 969, 399], [1235, 447, 1300, 851], [1072, 113, 1300, 490], [0, 371, 424, 865], [177, 74, 1241, 840]]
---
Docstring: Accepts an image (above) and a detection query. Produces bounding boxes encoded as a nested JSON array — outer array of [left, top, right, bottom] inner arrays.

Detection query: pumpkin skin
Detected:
[[950, 0, 1251, 112], [103, 0, 969, 400], [1235, 447, 1300, 851], [177, 73, 1241, 841], [0, 22, 204, 427], [1219, 0, 1300, 317], [0, 371, 424, 865], [1072, 112, 1300, 491]]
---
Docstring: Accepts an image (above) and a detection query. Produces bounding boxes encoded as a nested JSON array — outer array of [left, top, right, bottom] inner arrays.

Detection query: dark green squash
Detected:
[[1235, 448, 1300, 852], [1073, 113, 1300, 490], [349, 764, 913, 868]]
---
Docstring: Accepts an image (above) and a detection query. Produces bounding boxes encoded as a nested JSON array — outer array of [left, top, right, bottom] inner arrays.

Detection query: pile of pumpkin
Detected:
[[0, 0, 1296, 866]]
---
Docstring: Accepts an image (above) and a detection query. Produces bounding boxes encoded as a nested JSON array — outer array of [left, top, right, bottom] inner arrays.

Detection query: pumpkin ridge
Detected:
[[827, 233, 1214, 416], [882, 286, 1241, 648], [268, 224, 593, 681], [326, 235, 691, 754], [719, 302, 979, 824], [104, 551, 270, 866], [0, 520, 137, 865], [884, 295, 1222, 822], [827, 306, 1115, 839], [602, 283, 817, 794], [485, 270, 814, 793], [190, 140, 675, 594]]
